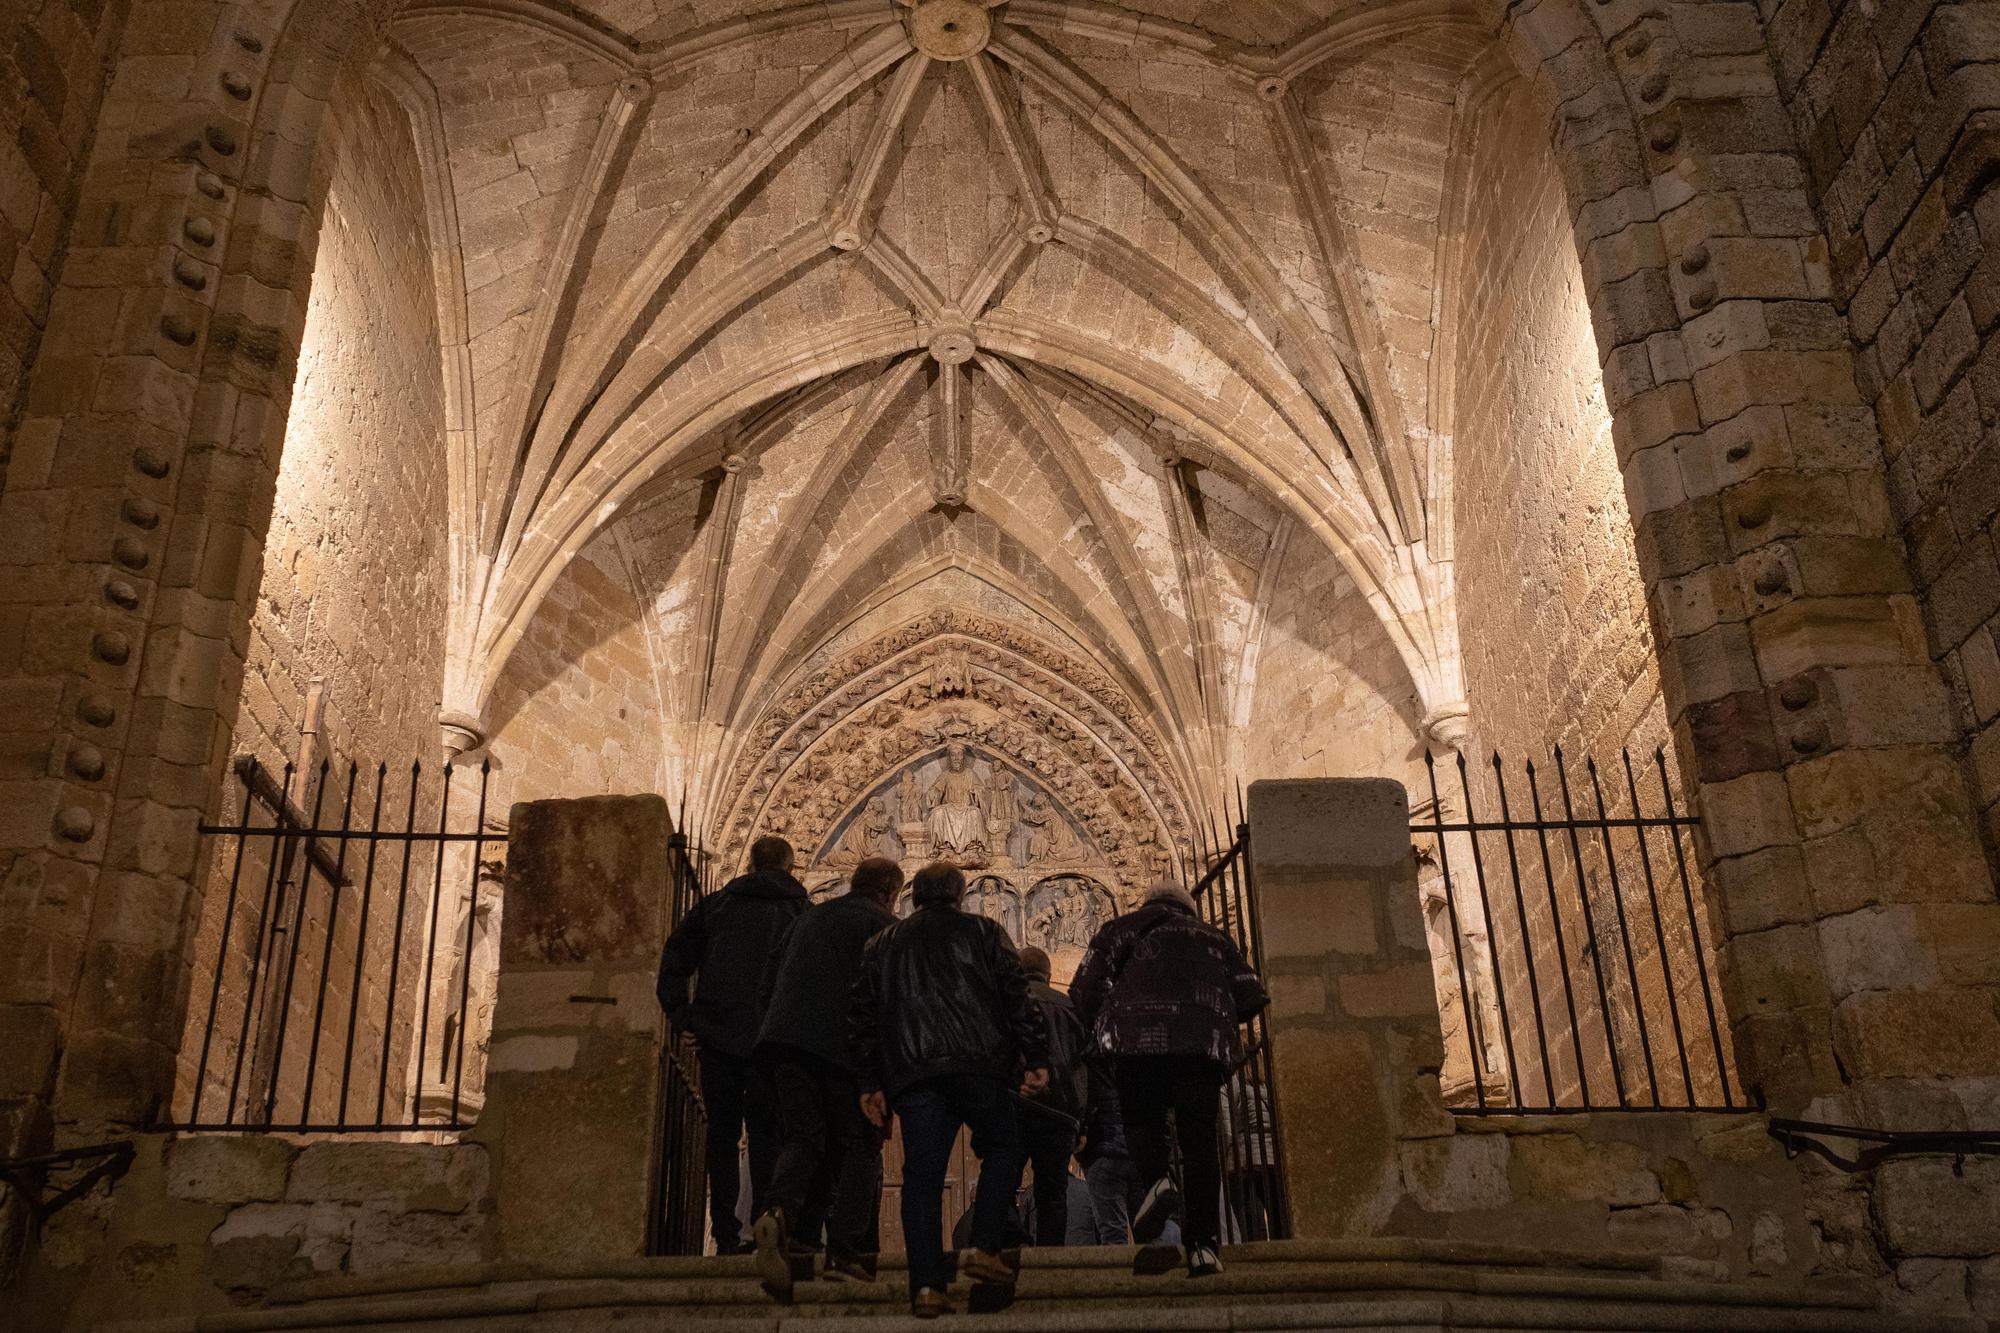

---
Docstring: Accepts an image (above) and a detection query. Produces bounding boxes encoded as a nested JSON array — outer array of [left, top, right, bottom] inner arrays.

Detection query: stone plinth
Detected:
[[1249, 778, 1450, 1238], [473, 794, 671, 1261]]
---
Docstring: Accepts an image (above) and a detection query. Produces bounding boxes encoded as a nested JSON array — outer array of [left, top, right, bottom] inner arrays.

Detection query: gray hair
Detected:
[[1145, 878, 1198, 913]]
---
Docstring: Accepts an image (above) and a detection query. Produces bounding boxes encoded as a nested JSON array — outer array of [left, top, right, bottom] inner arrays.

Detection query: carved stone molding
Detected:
[[713, 610, 1191, 848]]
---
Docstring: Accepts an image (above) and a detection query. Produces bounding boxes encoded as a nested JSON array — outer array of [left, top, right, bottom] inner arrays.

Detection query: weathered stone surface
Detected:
[[286, 1142, 487, 1213], [502, 795, 670, 967], [164, 1135, 295, 1206], [1507, 1132, 1662, 1207], [1876, 1158, 2000, 1258], [1399, 1132, 1511, 1213]]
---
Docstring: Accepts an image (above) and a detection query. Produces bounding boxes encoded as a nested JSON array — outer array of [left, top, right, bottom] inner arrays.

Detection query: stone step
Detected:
[[99, 1242, 1987, 1333]]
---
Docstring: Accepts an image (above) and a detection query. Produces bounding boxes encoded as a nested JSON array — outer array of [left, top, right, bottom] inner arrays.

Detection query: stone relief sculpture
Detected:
[[1019, 790, 1086, 864], [714, 615, 1194, 870], [824, 795, 893, 867], [924, 741, 990, 858]]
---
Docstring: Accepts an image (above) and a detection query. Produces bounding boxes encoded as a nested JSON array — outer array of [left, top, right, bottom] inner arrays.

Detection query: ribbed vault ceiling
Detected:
[[377, 0, 1512, 832]]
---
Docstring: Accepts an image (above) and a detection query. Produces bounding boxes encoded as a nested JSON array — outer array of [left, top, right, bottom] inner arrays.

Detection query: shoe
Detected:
[[1130, 1176, 1181, 1244], [911, 1286, 954, 1318], [822, 1251, 876, 1283], [752, 1208, 793, 1299], [1186, 1244, 1223, 1278], [960, 1247, 1017, 1284]]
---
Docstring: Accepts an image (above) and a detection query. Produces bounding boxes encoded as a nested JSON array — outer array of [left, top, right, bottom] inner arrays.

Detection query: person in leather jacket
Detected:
[[657, 835, 809, 1253], [850, 861, 1049, 1318]]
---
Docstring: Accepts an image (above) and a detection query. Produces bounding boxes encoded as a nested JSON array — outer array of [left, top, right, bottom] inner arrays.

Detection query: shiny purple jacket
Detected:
[[1069, 898, 1268, 1067]]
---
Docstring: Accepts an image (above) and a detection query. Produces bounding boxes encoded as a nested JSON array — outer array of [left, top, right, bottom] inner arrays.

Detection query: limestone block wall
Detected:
[[18, 1134, 492, 1331], [485, 538, 667, 806], [1770, 0, 2000, 863], [1238, 536, 1426, 786], [231, 71, 449, 772], [1451, 79, 1671, 768], [0, 0, 129, 492], [167, 70, 453, 1137]]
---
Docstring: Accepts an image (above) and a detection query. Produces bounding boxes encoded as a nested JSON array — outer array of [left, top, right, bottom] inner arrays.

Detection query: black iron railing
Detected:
[[1414, 748, 1748, 1114], [165, 755, 494, 1134], [1194, 803, 1292, 1242], [1768, 1119, 2000, 1171], [647, 829, 712, 1256]]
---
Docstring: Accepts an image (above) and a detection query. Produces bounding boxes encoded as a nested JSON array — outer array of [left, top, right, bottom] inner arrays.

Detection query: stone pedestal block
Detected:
[[1249, 778, 1448, 1238], [473, 794, 671, 1262]]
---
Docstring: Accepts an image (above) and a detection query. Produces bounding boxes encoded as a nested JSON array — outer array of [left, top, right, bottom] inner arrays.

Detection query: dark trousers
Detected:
[[764, 1052, 882, 1258], [1019, 1104, 1077, 1247], [699, 1048, 780, 1248], [895, 1074, 1025, 1292], [1114, 1055, 1225, 1250]]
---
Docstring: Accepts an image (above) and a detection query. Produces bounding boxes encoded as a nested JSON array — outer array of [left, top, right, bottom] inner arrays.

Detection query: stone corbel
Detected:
[[439, 709, 487, 760], [1419, 700, 1470, 753]]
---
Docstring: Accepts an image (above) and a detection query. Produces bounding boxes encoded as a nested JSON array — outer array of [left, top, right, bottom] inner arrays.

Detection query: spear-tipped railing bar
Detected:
[[1422, 752, 1486, 1108], [1587, 756, 1659, 1106], [1622, 749, 1695, 1106], [1657, 748, 1735, 1108]]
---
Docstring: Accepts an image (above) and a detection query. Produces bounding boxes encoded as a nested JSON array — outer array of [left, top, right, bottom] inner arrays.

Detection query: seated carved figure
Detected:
[[925, 743, 988, 855]]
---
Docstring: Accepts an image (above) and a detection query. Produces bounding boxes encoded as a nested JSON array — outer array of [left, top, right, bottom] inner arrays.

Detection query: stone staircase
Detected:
[[104, 1240, 1985, 1332]]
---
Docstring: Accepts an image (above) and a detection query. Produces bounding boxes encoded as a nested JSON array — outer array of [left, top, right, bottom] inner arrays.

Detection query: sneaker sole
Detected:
[[752, 1214, 792, 1296], [1131, 1187, 1181, 1244]]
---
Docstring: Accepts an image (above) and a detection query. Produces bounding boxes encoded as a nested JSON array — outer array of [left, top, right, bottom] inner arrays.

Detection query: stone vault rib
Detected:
[[980, 353, 1207, 740], [710, 355, 928, 724], [988, 23, 1413, 550], [478, 312, 928, 693], [484, 74, 652, 561], [499, 21, 913, 566]]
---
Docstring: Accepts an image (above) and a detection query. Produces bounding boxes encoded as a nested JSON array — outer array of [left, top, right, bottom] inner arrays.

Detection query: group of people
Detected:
[[656, 835, 1271, 1319]]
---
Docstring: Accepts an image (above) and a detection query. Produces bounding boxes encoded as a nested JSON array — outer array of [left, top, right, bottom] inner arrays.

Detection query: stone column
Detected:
[[1248, 777, 1450, 1238], [472, 794, 670, 1261]]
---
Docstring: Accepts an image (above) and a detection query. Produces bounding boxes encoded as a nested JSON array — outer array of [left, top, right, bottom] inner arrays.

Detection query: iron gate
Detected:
[[168, 755, 493, 1133], [646, 830, 713, 1255], [1193, 803, 1293, 1242], [1413, 747, 1748, 1114]]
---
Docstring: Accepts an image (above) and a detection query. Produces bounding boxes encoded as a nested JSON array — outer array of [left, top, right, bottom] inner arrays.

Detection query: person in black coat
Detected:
[[1070, 879, 1268, 1278], [657, 835, 809, 1254], [1015, 945, 1087, 1247], [851, 861, 1050, 1319], [750, 856, 903, 1293]]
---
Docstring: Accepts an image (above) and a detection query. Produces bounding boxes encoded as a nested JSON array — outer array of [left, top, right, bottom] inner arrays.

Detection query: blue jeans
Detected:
[[1084, 1154, 1180, 1246], [894, 1074, 1025, 1292]]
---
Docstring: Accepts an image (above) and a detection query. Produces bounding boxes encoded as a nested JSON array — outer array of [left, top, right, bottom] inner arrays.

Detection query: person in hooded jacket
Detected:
[[1015, 945, 1088, 1247], [658, 835, 809, 1254], [851, 861, 1049, 1319], [750, 856, 903, 1295], [1069, 879, 1268, 1279]]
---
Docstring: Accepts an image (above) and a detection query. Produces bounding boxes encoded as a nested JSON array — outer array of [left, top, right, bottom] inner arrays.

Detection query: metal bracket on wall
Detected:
[[0, 1141, 135, 1227], [1768, 1118, 2000, 1174]]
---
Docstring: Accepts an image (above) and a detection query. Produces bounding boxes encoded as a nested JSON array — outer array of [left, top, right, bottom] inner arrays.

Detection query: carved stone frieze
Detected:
[[733, 694, 1178, 901], [713, 613, 1192, 862]]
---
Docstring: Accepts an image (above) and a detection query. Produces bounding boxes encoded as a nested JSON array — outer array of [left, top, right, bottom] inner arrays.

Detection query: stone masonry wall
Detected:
[[1240, 535, 1426, 787], [486, 538, 666, 807], [231, 71, 449, 774], [1769, 0, 2000, 865], [1452, 79, 1672, 769], [165, 70, 449, 1143], [0, 0, 129, 494], [18, 1134, 491, 1331], [1762, 0, 2000, 1308]]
